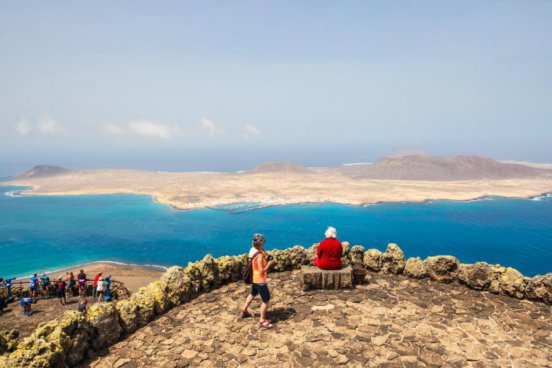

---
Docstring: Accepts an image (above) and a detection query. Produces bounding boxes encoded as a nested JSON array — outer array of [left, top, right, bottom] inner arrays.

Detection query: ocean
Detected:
[[1, 185, 551, 278]]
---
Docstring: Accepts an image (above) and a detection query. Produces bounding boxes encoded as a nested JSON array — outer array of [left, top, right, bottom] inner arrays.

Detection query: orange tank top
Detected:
[[252, 250, 267, 284]]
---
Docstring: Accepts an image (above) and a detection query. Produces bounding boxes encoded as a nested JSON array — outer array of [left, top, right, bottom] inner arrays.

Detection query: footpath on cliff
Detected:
[[82, 270, 551, 368]]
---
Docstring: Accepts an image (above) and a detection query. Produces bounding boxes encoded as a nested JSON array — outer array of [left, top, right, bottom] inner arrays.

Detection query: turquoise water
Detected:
[[1, 185, 551, 278]]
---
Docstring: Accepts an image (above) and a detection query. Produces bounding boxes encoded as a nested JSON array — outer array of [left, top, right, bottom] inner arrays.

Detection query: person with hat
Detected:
[[240, 233, 276, 329]]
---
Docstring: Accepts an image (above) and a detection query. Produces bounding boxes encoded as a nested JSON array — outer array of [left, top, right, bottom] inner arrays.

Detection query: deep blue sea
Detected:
[[1, 184, 551, 278]]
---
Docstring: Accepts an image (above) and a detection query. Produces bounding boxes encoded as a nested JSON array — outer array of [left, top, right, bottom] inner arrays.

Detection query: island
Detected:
[[4, 155, 552, 210]]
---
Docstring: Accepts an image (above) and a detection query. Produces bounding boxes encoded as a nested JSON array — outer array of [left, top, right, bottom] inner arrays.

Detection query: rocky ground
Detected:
[[80, 270, 552, 368]]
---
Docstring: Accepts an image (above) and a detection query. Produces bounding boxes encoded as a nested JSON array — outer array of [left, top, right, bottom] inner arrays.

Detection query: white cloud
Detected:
[[243, 124, 261, 139], [103, 119, 180, 139], [37, 116, 66, 135], [15, 118, 30, 136], [200, 118, 222, 137], [13, 116, 65, 136]]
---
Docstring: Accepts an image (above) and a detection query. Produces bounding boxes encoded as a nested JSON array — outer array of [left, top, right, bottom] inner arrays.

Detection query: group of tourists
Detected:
[[241, 226, 343, 329], [0, 269, 109, 316]]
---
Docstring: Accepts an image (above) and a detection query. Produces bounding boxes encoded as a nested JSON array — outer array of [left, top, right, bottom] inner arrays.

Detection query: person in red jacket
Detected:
[[314, 226, 343, 270], [93, 272, 102, 298]]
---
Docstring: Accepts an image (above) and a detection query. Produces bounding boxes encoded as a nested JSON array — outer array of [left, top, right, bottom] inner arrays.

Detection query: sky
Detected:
[[1, 1, 551, 175]]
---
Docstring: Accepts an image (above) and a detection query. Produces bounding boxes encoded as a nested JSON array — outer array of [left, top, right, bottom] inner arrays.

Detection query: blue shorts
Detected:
[[29, 286, 37, 292], [251, 283, 270, 303]]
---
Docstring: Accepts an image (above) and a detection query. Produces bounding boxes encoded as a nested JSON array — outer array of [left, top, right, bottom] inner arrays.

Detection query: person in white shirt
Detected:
[[96, 277, 105, 302]]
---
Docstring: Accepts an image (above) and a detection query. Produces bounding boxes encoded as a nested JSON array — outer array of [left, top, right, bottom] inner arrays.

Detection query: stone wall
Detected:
[[1, 243, 551, 367]]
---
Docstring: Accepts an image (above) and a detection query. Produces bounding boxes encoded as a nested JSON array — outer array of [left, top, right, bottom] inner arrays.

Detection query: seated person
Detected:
[[314, 226, 343, 270]]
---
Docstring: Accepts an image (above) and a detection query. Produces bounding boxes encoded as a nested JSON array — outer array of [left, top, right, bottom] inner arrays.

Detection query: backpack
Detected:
[[242, 252, 261, 284]]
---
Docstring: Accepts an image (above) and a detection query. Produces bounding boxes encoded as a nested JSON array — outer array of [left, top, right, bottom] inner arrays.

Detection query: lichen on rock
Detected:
[[363, 248, 384, 272], [457, 262, 494, 290], [381, 243, 406, 274], [183, 261, 204, 295], [197, 254, 219, 290], [87, 303, 122, 351], [145, 281, 171, 315], [305, 243, 319, 265], [215, 255, 244, 283], [116, 299, 139, 334], [267, 246, 307, 272], [424, 256, 459, 283], [525, 273, 552, 303], [0, 329, 19, 355], [404, 257, 427, 279], [498, 267, 527, 299], [159, 266, 194, 305], [128, 287, 156, 327], [349, 245, 365, 268]]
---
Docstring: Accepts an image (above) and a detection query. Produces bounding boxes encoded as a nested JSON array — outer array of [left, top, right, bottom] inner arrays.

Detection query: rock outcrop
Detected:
[[363, 249, 384, 272], [349, 245, 365, 267], [381, 243, 406, 274], [87, 303, 122, 350], [458, 262, 494, 290], [526, 273, 552, 303], [424, 256, 460, 283], [404, 257, 427, 279]]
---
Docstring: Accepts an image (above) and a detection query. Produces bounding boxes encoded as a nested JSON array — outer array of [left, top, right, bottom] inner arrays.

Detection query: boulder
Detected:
[[115, 299, 139, 334], [305, 243, 319, 265], [267, 246, 307, 272], [87, 303, 122, 350], [525, 273, 552, 304], [145, 281, 171, 315], [487, 265, 507, 294], [159, 266, 194, 305], [183, 261, 204, 295], [498, 267, 527, 299], [6, 325, 65, 368], [215, 255, 243, 283], [404, 257, 427, 279], [341, 241, 351, 259], [128, 288, 155, 327], [364, 249, 384, 272], [349, 245, 365, 268], [288, 245, 308, 268], [424, 256, 459, 283], [381, 243, 406, 274], [59, 311, 92, 366], [197, 254, 219, 290], [301, 266, 353, 291], [457, 262, 494, 290]]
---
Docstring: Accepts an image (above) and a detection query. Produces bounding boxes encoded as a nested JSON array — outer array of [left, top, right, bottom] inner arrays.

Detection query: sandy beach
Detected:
[[4, 166, 552, 211]]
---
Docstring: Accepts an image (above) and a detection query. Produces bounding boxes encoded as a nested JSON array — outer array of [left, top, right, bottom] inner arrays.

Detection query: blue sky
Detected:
[[1, 1, 551, 174]]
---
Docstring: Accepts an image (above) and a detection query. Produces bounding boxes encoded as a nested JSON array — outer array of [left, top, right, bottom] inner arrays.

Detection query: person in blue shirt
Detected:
[[2, 277, 16, 301], [40, 273, 51, 299], [29, 273, 39, 302], [19, 297, 33, 316]]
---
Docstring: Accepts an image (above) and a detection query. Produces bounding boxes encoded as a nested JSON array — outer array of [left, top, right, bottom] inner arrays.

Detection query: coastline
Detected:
[[3, 180, 552, 212]]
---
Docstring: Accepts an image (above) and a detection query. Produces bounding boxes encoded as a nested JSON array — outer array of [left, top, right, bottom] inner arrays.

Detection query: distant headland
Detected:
[[3, 155, 552, 210]]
